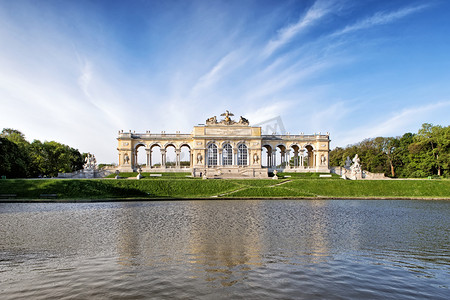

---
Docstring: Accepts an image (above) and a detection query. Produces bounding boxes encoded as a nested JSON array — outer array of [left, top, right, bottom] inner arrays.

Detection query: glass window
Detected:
[[223, 144, 233, 165], [207, 143, 218, 166], [238, 144, 248, 166]]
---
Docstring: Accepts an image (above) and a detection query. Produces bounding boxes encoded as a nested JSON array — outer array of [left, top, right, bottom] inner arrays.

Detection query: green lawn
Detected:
[[0, 175, 449, 200]]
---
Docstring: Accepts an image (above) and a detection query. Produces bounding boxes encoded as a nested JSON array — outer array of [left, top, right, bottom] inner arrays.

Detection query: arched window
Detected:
[[207, 143, 218, 166], [238, 144, 248, 166], [222, 143, 232, 165]]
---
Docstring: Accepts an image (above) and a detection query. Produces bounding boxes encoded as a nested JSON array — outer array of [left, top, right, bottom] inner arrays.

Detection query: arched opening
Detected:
[[238, 144, 248, 166], [304, 145, 314, 167], [165, 144, 176, 168], [180, 144, 191, 168], [276, 145, 287, 169], [261, 145, 272, 168], [207, 143, 218, 166], [135, 144, 146, 170], [222, 143, 233, 166], [150, 144, 161, 168], [290, 145, 300, 168]]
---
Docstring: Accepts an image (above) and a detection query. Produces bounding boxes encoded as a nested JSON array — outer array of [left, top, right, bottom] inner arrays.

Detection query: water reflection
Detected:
[[0, 200, 449, 299]]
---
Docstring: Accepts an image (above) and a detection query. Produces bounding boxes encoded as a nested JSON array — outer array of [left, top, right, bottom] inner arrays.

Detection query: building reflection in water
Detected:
[[114, 200, 362, 287]]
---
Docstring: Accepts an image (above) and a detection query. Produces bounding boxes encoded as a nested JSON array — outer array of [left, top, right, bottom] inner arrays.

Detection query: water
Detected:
[[0, 200, 449, 299]]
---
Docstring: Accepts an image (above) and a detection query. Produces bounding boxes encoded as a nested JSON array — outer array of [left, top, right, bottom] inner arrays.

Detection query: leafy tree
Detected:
[[1, 128, 84, 178], [0, 137, 29, 178]]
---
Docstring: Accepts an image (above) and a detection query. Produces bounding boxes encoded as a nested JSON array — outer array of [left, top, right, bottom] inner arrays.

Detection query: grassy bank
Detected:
[[0, 177, 449, 200]]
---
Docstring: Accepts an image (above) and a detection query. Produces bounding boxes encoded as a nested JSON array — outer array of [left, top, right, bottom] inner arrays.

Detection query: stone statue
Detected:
[[206, 116, 217, 124], [253, 153, 259, 164], [83, 153, 97, 171], [321, 155, 326, 165], [351, 154, 361, 170], [239, 116, 249, 125], [344, 156, 352, 169], [197, 153, 203, 164], [220, 110, 236, 125], [350, 154, 361, 178], [124, 154, 130, 164]]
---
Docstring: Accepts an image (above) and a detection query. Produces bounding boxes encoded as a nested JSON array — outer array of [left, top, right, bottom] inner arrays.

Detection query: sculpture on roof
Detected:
[[205, 110, 250, 126]]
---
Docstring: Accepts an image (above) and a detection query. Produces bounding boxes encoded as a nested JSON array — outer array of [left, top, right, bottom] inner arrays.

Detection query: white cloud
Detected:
[[335, 101, 450, 147], [332, 4, 429, 37], [263, 0, 332, 57]]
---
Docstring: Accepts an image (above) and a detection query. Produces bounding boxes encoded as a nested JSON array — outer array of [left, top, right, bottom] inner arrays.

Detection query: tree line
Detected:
[[329, 123, 449, 178], [0, 128, 84, 178]]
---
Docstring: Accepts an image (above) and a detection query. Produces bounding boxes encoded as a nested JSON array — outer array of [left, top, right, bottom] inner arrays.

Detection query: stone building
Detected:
[[117, 111, 330, 178]]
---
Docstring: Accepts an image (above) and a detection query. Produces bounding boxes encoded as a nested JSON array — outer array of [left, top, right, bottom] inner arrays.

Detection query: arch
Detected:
[[261, 144, 272, 168], [165, 144, 176, 168], [150, 144, 161, 168], [275, 144, 287, 168], [222, 143, 233, 166], [304, 144, 314, 167], [290, 144, 301, 168], [149, 143, 162, 150], [207, 143, 218, 166], [179, 143, 191, 150], [238, 143, 248, 166], [134, 143, 147, 169], [179, 144, 191, 168], [163, 142, 177, 150]]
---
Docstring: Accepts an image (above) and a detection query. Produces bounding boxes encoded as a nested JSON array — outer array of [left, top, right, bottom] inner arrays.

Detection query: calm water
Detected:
[[0, 200, 449, 299]]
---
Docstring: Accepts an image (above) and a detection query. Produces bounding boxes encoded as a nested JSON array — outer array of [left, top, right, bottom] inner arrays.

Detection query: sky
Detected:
[[1, 0, 449, 164]]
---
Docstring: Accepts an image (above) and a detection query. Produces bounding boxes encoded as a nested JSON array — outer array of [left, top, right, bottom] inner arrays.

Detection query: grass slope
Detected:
[[0, 177, 448, 200]]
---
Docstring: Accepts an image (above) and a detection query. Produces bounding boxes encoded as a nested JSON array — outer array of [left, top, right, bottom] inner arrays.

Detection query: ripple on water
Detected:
[[0, 200, 449, 299]]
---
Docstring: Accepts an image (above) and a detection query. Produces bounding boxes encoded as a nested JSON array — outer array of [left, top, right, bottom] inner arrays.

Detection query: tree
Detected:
[[0, 138, 29, 178], [411, 124, 449, 176]]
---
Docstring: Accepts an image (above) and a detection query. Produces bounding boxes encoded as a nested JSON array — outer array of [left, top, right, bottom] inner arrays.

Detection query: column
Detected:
[[149, 150, 152, 168], [218, 149, 222, 166], [233, 149, 238, 166], [175, 149, 181, 168], [294, 151, 299, 168], [161, 149, 166, 168], [300, 149, 305, 167], [272, 149, 277, 168], [146, 149, 150, 167], [286, 149, 291, 168]]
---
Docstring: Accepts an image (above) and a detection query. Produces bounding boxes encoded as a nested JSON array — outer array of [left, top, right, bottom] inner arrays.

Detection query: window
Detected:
[[222, 143, 232, 165], [207, 143, 218, 166], [238, 144, 248, 166]]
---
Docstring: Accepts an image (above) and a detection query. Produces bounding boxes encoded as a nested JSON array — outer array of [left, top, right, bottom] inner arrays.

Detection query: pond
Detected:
[[0, 200, 449, 299]]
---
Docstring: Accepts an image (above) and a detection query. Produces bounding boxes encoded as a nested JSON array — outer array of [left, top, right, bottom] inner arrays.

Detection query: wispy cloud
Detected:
[[332, 4, 429, 37], [337, 101, 450, 146], [262, 0, 333, 58], [191, 50, 243, 95]]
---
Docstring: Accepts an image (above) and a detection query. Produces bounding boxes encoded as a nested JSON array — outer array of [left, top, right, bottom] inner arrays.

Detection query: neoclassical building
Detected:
[[117, 111, 330, 178]]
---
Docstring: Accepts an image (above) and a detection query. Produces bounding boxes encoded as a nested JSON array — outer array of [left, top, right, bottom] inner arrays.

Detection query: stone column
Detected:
[[286, 149, 291, 169], [272, 149, 277, 168], [294, 150, 299, 167], [175, 149, 181, 168], [300, 149, 305, 167], [218, 149, 222, 166], [146, 149, 150, 167], [233, 148, 238, 166], [161, 149, 166, 168]]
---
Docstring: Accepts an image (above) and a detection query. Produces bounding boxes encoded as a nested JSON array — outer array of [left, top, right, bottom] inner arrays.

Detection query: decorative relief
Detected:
[[123, 142, 129, 146]]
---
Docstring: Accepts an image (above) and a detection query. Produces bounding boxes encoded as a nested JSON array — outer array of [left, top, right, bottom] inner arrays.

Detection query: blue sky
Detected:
[[1, 0, 449, 164]]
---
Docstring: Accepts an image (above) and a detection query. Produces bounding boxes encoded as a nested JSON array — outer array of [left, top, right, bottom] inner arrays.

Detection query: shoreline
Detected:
[[2, 196, 450, 203]]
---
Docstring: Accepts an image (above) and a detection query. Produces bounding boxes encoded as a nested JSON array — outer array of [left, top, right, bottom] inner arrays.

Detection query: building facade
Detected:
[[117, 111, 330, 178]]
